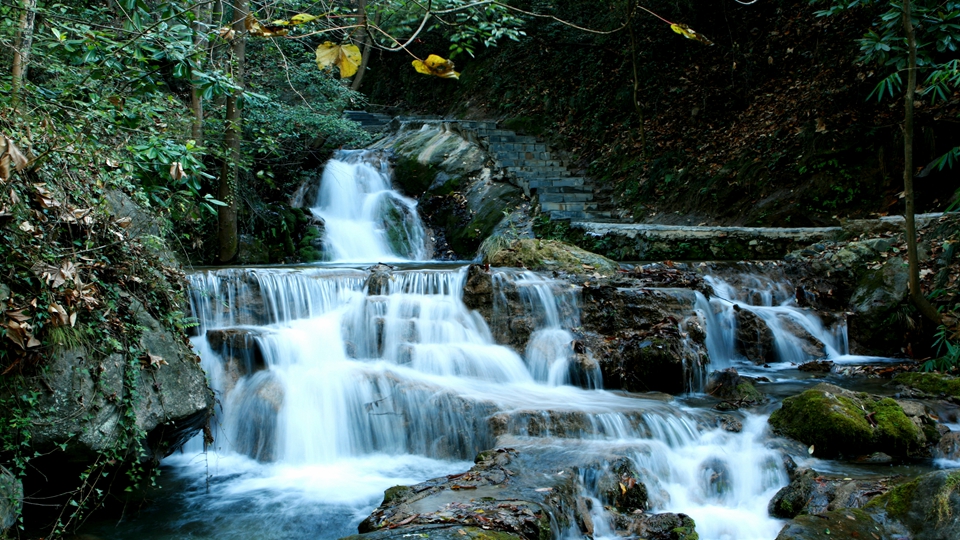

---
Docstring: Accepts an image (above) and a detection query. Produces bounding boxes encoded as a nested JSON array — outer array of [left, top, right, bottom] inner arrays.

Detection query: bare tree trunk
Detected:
[[11, 0, 37, 110], [218, 0, 247, 263], [350, 0, 373, 91], [902, 0, 941, 325]]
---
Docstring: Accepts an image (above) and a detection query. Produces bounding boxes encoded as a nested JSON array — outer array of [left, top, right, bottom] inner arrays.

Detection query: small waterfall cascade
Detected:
[[695, 272, 849, 371], [492, 269, 602, 388], [131, 264, 786, 540], [311, 150, 427, 261]]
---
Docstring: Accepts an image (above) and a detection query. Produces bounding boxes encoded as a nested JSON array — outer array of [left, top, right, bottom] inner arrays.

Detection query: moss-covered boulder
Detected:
[[705, 368, 766, 409], [862, 470, 960, 540], [488, 239, 620, 276], [775, 508, 899, 540], [893, 372, 960, 400], [768, 383, 925, 458]]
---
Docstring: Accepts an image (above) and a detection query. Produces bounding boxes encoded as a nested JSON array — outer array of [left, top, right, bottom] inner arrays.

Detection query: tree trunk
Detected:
[[350, 0, 373, 91], [190, 3, 209, 146], [11, 0, 37, 110], [218, 0, 247, 264], [902, 0, 941, 325]]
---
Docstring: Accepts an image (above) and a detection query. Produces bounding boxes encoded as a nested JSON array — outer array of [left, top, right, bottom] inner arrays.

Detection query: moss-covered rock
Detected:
[[862, 470, 960, 540], [893, 372, 960, 399], [866, 398, 923, 456], [775, 508, 895, 540], [769, 384, 874, 458], [487, 239, 619, 276], [769, 383, 930, 458]]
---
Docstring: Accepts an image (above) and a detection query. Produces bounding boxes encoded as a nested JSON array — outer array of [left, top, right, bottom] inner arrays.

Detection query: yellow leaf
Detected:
[[670, 23, 713, 46], [315, 42, 362, 78], [270, 19, 291, 27], [411, 54, 459, 80], [291, 13, 319, 25], [246, 14, 289, 38]]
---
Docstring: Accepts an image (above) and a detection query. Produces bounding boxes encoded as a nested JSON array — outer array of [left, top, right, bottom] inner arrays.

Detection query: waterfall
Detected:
[[311, 150, 427, 262], [696, 273, 850, 372], [140, 263, 796, 540]]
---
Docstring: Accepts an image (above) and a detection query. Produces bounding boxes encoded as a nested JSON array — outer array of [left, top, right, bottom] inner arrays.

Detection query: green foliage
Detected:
[[922, 324, 960, 372]]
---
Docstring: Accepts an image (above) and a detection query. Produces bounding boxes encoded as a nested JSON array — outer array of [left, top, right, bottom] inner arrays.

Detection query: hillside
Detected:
[[360, 0, 960, 226]]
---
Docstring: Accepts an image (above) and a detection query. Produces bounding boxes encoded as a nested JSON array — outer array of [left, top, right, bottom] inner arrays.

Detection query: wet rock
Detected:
[[461, 264, 493, 322], [715, 414, 743, 433], [612, 512, 699, 540], [848, 257, 910, 354], [356, 447, 564, 540], [0, 466, 22, 531], [937, 431, 960, 460], [769, 468, 892, 519], [734, 306, 775, 363], [777, 316, 828, 358], [769, 383, 926, 458], [488, 239, 620, 276], [580, 286, 698, 335], [229, 371, 284, 462], [706, 368, 765, 409], [596, 457, 648, 512], [366, 264, 395, 295], [584, 330, 696, 395], [861, 470, 960, 540], [775, 508, 904, 540], [798, 360, 833, 372]]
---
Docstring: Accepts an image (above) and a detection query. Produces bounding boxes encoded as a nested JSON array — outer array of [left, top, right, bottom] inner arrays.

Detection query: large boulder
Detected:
[[768, 383, 929, 458], [848, 258, 910, 354], [26, 297, 213, 460], [705, 368, 765, 409], [860, 470, 960, 540], [734, 307, 775, 363], [579, 286, 706, 395], [768, 467, 891, 519]]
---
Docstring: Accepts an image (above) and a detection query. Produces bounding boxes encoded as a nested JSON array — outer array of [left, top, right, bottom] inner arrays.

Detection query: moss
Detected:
[[865, 398, 922, 456], [768, 387, 873, 457], [934, 471, 960, 523], [734, 382, 764, 403], [894, 372, 960, 398], [393, 157, 438, 197], [487, 239, 619, 275], [865, 477, 919, 518]]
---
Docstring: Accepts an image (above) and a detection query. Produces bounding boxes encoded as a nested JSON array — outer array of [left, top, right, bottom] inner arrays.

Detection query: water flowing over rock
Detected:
[[311, 150, 428, 261]]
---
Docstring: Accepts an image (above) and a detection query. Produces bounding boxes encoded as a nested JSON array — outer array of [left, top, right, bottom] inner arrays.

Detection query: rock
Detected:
[[27, 297, 213, 460], [734, 306, 775, 363], [768, 383, 925, 458], [775, 508, 902, 540], [612, 512, 699, 540], [769, 468, 820, 519], [893, 372, 960, 401], [461, 264, 493, 322], [366, 264, 394, 295], [705, 368, 765, 409], [488, 239, 620, 276], [578, 286, 706, 395], [596, 457, 648, 512], [798, 360, 833, 372], [848, 257, 909, 354], [770, 468, 892, 519], [238, 234, 270, 265], [0, 466, 22, 531], [861, 470, 960, 540], [937, 431, 960, 460]]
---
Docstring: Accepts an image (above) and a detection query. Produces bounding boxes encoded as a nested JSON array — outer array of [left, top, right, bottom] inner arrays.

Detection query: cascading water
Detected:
[[311, 150, 427, 261], [84, 156, 886, 540]]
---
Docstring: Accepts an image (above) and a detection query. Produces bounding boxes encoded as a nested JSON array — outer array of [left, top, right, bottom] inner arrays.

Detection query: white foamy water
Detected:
[[311, 150, 427, 262]]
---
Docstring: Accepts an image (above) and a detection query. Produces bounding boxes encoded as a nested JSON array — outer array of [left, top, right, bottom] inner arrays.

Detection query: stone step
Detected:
[[540, 193, 594, 203], [550, 210, 588, 220], [536, 186, 594, 195], [540, 201, 586, 212]]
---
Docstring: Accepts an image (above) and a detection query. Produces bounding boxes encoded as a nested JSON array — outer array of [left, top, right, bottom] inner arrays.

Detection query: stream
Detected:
[[82, 150, 945, 540]]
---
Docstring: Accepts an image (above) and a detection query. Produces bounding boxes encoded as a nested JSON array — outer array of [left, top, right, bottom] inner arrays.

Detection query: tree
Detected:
[[218, 0, 247, 263], [815, 0, 960, 325]]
